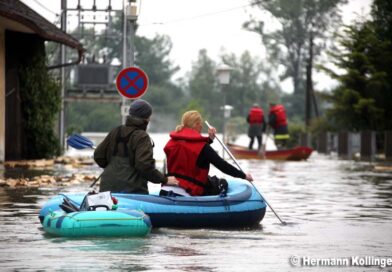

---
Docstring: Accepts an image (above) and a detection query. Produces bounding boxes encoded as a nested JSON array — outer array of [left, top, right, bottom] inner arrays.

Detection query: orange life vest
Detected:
[[269, 104, 288, 128], [164, 128, 210, 196], [248, 107, 264, 124]]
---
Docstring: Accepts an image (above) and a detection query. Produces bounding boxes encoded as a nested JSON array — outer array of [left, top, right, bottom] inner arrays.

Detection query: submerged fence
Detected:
[[313, 131, 392, 161]]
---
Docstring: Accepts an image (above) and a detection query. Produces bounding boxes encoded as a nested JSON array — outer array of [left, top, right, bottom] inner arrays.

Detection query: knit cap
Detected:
[[128, 99, 152, 119]]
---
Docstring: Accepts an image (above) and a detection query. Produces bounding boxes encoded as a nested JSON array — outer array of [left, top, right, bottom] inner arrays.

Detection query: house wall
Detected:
[[5, 31, 45, 160], [0, 26, 5, 162]]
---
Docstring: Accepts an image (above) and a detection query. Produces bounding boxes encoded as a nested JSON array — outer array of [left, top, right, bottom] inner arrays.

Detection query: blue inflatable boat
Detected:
[[39, 179, 266, 228]]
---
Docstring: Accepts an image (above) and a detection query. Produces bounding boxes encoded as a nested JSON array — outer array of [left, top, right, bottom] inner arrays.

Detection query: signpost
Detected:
[[121, 105, 130, 117], [116, 67, 148, 99]]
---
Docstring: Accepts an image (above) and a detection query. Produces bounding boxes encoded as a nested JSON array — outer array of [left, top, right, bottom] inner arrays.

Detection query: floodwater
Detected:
[[1, 134, 392, 271]]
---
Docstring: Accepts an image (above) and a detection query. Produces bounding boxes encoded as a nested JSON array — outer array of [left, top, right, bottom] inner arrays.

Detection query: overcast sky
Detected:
[[23, 0, 372, 92]]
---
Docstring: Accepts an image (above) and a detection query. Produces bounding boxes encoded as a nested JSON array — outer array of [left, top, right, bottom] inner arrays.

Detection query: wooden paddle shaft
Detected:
[[205, 121, 243, 170], [205, 120, 286, 225]]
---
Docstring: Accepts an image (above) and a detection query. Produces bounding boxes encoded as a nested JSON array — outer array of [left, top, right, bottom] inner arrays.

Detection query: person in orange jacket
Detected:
[[247, 103, 266, 150], [161, 110, 253, 197], [268, 102, 290, 149]]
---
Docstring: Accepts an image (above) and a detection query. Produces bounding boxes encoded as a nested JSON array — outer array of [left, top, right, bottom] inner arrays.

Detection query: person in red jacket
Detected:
[[247, 103, 266, 150], [161, 110, 253, 197], [268, 102, 290, 149]]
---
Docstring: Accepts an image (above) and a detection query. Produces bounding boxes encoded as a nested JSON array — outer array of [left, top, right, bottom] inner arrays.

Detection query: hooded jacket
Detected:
[[94, 115, 166, 193]]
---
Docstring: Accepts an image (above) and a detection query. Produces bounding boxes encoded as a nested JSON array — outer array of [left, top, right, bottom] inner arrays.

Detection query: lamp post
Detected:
[[216, 65, 233, 152], [222, 105, 233, 143]]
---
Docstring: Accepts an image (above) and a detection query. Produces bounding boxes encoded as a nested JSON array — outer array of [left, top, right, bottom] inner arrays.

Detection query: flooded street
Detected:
[[0, 134, 392, 271]]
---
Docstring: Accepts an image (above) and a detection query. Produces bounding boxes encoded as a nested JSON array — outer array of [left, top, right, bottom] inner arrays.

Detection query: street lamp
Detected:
[[216, 64, 233, 147], [217, 64, 232, 85], [223, 105, 234, 119], [126, 0, 139, 22]]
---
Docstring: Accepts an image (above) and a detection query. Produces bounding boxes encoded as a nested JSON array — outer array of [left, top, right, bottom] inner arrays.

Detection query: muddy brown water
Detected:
[[1, 134, 392, 271]]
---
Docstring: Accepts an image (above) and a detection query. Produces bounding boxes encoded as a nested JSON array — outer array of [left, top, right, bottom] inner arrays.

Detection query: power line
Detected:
[[139, 0, 263, 27], [30, 0, 60, 16]]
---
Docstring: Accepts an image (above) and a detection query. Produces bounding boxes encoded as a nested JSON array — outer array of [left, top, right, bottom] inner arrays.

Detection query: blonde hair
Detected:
[[175, 110, 203, 132]]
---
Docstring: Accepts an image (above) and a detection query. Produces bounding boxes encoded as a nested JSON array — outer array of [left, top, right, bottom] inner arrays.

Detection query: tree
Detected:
[[322, 0, 392, 131], [186, 50, 279, 131], [220, 50, 283, 115], [245, 0, 346, 120], [221, 51, 263, 117], [135, 35, 179, 84], [371, 0, 392, 42], [187, 49, 220, 126], [66, 102, 120, 133], [135, 35, 186, 131], [65, 12, 184, 132]]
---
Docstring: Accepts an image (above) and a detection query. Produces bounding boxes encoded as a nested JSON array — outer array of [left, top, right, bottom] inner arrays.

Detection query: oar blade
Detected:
[[67, 134, 95, 149], [72, 134, 95, 147]]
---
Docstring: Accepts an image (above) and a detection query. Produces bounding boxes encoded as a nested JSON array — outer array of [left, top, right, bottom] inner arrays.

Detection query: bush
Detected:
[[287, 122, 305, 148], [226, 117, 247, 142], [19, 56, 61, 158]]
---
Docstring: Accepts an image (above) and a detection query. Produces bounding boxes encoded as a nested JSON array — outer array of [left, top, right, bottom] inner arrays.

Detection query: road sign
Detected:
[[116, 67, 149, 99]]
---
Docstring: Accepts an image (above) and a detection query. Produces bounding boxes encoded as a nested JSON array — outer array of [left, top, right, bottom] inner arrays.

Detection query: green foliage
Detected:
[[308, 116, 336, 135], [245, 0, 346, 120], [222, 51, 265, 116], [66, 125, 82, 136], [67, 102, 120, 132], [282, 91, 305, 123], [226, 117, 247, 143], [371, 0, 392, 41], [172, 100, 210, 132], [287, 122, 306, 148], [186, 50, 274, 133], [63, 12, 295, 136], [135, 35, 179, 84], [180, 100, 207, 117], [142, 81, 185, 115], [19, 56, 61, 159], [323, 10, 392, 130], [65, 12, 185, 132], [187, 49, 221, 127]]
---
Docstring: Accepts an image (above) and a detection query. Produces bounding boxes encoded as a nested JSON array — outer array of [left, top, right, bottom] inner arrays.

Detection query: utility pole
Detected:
[[59, 0, 67, 147], [305, 31, 313, 131], [57, 0, 122, 148], [121, 0, 127, 125], [216, 65, 233, 158], [121, 0, 138, 124]]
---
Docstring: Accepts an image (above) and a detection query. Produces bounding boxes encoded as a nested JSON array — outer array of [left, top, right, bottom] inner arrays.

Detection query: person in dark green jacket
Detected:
[[94, 99, 178, 194]]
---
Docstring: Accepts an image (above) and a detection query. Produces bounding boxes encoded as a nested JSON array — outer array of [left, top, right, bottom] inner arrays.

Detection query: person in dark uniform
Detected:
[[268, 102, 290, 149]]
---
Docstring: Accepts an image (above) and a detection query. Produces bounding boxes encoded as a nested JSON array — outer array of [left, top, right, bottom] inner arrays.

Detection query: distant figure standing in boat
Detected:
[[247, 103, 266, 150], [93, 99, 178, 194], [161, 110, 253, 197], [268, 102, 290, 149]]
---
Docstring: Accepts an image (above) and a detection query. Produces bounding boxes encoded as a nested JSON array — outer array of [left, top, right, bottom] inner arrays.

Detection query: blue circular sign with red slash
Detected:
[[116, 67, 149, 99]]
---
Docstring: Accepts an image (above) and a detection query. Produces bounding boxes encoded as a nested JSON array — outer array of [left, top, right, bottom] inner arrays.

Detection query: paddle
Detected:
[[205, 121, 287, 225], [67, 134, 101, 188], [259, 125, 271, 159], [67, 134, 96, 149]]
